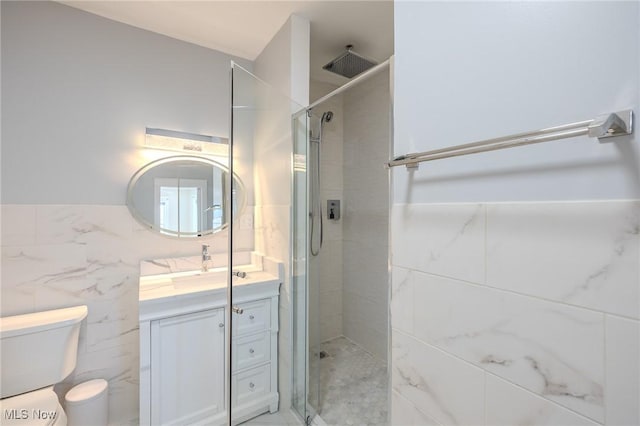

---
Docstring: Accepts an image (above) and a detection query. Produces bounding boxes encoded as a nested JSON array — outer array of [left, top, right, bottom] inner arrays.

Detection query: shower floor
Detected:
[[310, 337, 388, 426]]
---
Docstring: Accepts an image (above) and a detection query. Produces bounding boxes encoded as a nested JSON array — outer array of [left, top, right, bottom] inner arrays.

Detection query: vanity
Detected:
[[138, 252, 282, 426], [128, 152, 281, 424]]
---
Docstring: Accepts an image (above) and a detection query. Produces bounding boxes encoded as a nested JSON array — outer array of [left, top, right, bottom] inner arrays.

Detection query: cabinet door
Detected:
[[151, 308, 225, 425]]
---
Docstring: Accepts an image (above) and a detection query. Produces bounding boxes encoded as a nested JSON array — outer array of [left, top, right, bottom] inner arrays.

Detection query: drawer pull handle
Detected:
[[249, 315, 255, 320], [218, 323, 224, 328], [249, 348, 255, 354], [249, 382, 255, 390]]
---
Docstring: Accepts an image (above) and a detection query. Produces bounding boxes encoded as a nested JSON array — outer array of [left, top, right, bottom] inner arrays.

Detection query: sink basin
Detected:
[[140, 267, 253, 288], [138, 252, 284, 321], [170, 269, 229, 285], [140, 267, 224, 285], [139, 266, 261, 301]]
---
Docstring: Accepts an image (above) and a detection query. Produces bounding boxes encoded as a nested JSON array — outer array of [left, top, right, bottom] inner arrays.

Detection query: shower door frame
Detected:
[[290, 109, 314, 425]]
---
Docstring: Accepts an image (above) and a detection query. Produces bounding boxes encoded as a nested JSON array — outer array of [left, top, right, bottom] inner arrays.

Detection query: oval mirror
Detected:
[[127, 156, 244, 238]]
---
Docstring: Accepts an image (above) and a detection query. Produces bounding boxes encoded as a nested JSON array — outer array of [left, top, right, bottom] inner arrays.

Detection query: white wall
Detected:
[[1, 1, 250, 205], [253, 14, 310, 412], [392, 2, 640, 425], [1, 2, 252, 424], [394, 1, 639, 204], [254, 14, 310, 108]]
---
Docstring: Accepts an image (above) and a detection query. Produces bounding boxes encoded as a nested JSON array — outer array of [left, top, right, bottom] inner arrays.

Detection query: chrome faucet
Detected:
[[201, 244, 211, 272]]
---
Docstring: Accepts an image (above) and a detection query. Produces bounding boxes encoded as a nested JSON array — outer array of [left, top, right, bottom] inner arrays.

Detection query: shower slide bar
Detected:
[[387, 109, 634, 170]]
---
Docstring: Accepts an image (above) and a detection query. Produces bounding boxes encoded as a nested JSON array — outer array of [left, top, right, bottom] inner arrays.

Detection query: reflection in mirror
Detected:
[[127, 156, 243, 238]]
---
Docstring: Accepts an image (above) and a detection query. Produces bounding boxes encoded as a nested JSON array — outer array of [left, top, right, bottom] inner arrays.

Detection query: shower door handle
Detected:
[[232, 306, 244, 315]]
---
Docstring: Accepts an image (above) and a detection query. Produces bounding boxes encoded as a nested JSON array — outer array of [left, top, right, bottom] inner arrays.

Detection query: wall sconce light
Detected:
[[145, 128, 228, 157]]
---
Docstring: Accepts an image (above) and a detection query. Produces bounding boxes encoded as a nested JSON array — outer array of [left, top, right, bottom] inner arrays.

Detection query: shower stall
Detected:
[[292, 62, 392, 426], [229, 57, 391, 426]]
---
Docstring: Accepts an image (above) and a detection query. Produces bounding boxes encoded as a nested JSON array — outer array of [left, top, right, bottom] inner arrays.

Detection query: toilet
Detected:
[[0, 305, 88, 426]]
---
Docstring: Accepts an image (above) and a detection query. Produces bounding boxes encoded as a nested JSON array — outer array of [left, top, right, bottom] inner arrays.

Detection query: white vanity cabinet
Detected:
[[139, 260, 282, 426], [230, 292, 280, 424], [150, 308, 226, 425]]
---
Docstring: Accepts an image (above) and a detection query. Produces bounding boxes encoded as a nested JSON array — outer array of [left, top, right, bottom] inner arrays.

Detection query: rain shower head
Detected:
[[322, 45, 377, 79]]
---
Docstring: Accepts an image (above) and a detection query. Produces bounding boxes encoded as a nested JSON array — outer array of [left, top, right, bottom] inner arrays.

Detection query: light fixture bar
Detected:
[[145, 127, 228, 156]]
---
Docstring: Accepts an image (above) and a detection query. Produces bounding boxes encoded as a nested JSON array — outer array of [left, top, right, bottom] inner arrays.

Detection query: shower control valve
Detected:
[[327, 200, 341, 221]]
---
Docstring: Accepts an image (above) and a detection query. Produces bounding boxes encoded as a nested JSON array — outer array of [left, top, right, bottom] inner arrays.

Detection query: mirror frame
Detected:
[[126, 155, 245, 238]]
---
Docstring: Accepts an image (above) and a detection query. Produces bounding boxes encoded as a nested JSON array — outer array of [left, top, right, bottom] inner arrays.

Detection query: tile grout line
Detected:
[[391, 199, 640, 208], [483, 370, 604, 426], [391, 264, 640, 322], [483, 370, 487, 426], [603, 313, 608, 426], [484, 204, 488, 287]]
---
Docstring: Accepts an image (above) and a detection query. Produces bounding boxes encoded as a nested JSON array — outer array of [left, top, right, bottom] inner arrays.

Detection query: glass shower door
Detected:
[[229, 62, 306, 425]]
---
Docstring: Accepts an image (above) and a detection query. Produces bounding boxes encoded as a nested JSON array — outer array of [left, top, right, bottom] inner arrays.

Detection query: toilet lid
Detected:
[[0, 387, 64, 426]]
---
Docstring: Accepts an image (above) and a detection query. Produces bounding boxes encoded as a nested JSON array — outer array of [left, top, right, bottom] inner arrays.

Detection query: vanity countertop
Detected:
[[138, 252, 283, 321], [139, 268, 279, 301]]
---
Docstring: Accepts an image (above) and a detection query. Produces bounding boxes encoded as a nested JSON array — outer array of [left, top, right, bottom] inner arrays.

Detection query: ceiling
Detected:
[[59, 1, 394, 86]]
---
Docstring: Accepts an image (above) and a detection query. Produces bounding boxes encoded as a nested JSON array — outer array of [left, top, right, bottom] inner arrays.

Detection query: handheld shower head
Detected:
[[310, 111, 335, 143], [309, 109, 334, 255]]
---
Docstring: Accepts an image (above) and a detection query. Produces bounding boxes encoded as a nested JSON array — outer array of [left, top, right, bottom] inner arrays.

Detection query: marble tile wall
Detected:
[[342, 69, 391, 361], [307, 73, 391, 360], [309, 81, 344, 344], [390, 200, 640, 425], [1, 204, 254, 425]]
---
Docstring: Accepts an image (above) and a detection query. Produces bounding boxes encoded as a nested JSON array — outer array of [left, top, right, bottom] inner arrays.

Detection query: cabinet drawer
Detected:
[[233, 299, 270, 335], [233, 331, 270, 371], [233, 364, 270, 407]]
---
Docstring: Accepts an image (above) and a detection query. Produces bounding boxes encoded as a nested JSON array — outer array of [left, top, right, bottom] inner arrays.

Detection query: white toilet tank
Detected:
[[0, 306, 88, 398]]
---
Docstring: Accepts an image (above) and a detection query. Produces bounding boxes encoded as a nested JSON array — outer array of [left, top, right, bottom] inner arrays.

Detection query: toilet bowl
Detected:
[[0, 305, 88, 426]]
